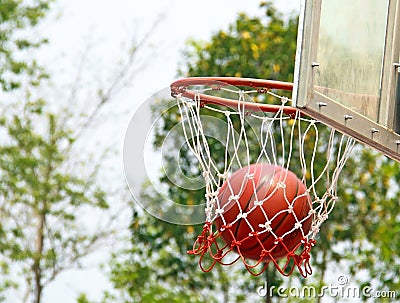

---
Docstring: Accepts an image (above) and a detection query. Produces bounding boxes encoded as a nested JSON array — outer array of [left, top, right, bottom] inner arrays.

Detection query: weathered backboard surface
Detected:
[[293, 0, 400, 162]]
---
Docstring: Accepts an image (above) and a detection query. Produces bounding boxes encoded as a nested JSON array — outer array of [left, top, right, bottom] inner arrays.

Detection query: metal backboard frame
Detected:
[[293, 0, 400, 162]]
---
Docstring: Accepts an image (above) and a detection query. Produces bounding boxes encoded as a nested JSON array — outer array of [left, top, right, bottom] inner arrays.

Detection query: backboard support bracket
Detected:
[[299, 95, 400, 163]]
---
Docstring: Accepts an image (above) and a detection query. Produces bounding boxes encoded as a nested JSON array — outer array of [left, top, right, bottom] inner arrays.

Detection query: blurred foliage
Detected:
[[0, 0, 52, 91], [106, 1, 399, 303], [180, 1, 297, 82], [104, 3, 299, 303], [0, 100, 110, 302], [0, 1, 115, 302]]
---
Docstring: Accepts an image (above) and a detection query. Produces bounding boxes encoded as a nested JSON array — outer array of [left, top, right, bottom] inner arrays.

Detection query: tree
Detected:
[[104, 3, 298, 303], [0, 100, 109, 303], [180, 1, 297, 82], [0, 0, 51, 92], [0, 0, 159, 302], [1, 1, 53, 300], [179, 1, 400, 301], [106, 1, 400, 302]]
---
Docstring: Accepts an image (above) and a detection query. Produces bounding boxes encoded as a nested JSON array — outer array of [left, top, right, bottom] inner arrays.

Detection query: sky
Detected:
[[6, 1, 300, 302]]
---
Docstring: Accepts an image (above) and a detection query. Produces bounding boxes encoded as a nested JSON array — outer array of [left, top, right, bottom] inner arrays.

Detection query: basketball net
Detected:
[[171, 77, 355, 277]]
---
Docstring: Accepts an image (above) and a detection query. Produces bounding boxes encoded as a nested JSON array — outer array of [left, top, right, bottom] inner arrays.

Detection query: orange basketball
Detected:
[[215, 163, 312, 261]]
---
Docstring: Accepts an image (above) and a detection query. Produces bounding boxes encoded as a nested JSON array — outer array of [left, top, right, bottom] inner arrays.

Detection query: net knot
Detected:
[[274, 237, 284, 245], [211, 84, 222, 91], [277, 182, 286, 188], [301, 254, 311, 263], [170, 86, 186, 97], [306, 239, 316, 248], [257, 87, 269, 93], [297, 239, 316, 264], [192, 223, 212, 246], [260, 249, 272, 258], [237, 212, 247, 219], [217, 172, 228, 179], [207, 234, 215, 242], [259, 222, 272, 232], [249, 231, 259, 237], [214, 249, 224, 259], [317, 213, 328, 222], [220, 224, 232, 231], [294, 222, 302, 229], [195, 235, 206, 245], [298, 248, 311, 263], [311, 224, 320, 234], [229, 194, 240, 201], [205, 207, 213, 216], [230, 240, 242, 247], [205, 192, 214, 198], [215, 208, 224, 215], [245, 172, 255, 179], [254, 200, 263, 206], [203, 222, 212, 230]]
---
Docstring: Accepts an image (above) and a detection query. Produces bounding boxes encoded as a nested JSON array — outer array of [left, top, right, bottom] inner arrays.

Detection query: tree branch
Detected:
[[74, 14, 165, 140]]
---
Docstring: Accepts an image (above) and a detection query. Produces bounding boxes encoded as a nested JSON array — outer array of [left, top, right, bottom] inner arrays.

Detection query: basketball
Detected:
[[215, 163, 312, 261]]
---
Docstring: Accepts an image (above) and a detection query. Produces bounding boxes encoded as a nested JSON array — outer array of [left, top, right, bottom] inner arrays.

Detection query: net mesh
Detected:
[[172, 78, 355, 277]]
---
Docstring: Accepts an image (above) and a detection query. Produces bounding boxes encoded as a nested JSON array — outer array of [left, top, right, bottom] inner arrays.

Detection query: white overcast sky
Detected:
[[6, 1, 300, 302]]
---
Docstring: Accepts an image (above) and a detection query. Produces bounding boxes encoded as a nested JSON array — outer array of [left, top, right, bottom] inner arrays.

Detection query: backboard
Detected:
[[293, 0, 400, 162]]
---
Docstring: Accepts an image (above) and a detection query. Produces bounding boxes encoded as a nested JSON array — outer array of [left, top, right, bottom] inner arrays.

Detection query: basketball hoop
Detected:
[[170, 77, 355, 277]]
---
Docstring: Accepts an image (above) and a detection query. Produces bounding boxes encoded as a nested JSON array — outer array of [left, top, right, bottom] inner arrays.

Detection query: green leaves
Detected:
[[106, 1, 400, 302], [105, 4, 299, 303], [0, 100, 111, 300], [0, 0, 52, 91], [179, 0, 400, 296], [181, 7, 297, 82]]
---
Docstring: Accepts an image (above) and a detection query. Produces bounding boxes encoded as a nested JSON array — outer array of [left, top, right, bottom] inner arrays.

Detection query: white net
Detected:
[[172, 78, 355, 277]]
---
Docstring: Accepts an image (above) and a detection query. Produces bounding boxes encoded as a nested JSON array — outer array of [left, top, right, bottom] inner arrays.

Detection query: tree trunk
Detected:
[[33, 207, 46, 303], [216, 263, 229, 302], [265, 263, 272, 303], [317, 248, 327, 303]]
